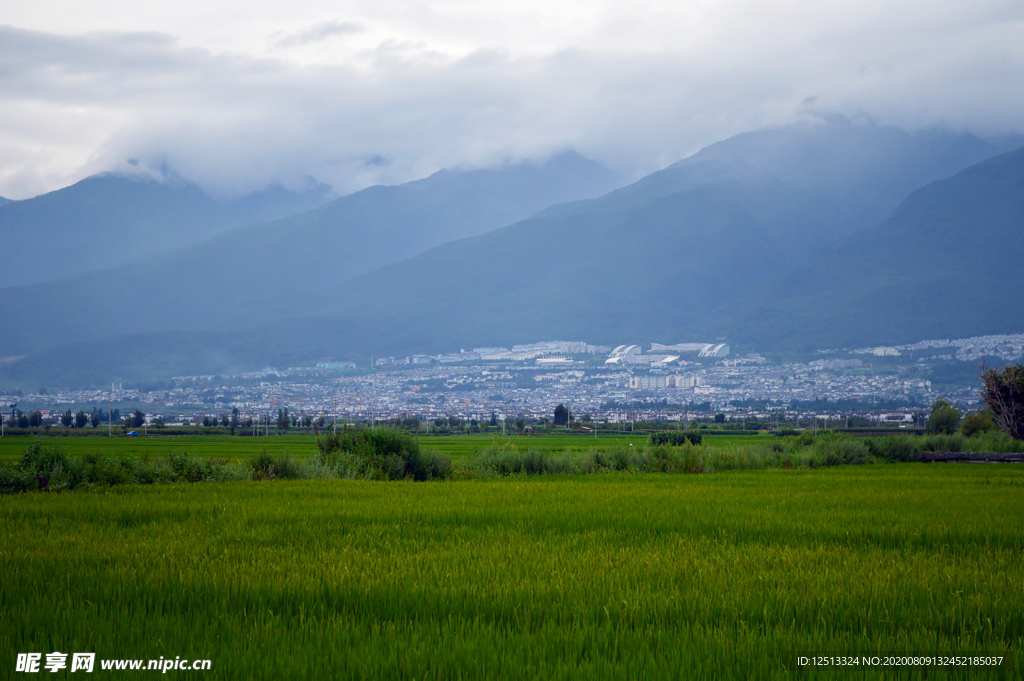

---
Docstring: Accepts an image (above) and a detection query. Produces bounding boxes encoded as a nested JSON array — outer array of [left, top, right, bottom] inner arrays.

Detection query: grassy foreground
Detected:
[[2, 466, 1023, 679]]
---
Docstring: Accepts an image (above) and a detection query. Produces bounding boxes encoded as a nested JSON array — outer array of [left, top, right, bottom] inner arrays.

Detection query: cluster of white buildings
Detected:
[[605, 342, 730, 367], [628, 375, 706, 390], [375, 341, 613, 366], [372, 340, 732, 368], [851, 332, 1024, 362]]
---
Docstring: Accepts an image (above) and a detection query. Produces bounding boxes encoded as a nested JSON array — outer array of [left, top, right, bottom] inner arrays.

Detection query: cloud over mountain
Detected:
[[2, 1, 1024, 198]]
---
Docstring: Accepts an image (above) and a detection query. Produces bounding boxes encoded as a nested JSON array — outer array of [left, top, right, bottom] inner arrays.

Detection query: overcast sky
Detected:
[[2, 1, 1024, 198]]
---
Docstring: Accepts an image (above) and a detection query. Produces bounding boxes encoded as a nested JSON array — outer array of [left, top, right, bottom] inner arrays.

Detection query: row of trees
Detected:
[[6, 410, 46, 428], [5, 408, 134, 429], [194, 408, 330, 433]]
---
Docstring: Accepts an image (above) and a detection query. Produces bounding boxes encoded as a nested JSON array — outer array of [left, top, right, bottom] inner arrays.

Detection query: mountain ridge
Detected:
[[0, 173, 334, 288], [2, 123, 1018, 388], [0, 152, 623, 355], [721, 144, 1024, 350]]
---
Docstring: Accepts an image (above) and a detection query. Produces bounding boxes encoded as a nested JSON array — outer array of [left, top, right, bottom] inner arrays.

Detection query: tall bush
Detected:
[[316, 428, 451, 480]]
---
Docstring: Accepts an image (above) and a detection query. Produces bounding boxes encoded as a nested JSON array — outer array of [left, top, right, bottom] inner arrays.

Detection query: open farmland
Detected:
[[3, 466, 1023, 679], [0, 434, 320, 464]]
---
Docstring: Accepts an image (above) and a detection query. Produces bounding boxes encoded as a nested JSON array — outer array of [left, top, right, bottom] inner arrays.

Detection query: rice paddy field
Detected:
[[0, 434, 322, 464], [3, 463, 1024, 679]]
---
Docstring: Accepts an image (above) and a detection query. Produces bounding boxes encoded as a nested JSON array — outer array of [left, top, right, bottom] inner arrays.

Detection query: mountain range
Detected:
[[724, 145, 1024, 350], [224, 125, 1020, 361], [2, 118, 1022, 388], [0, 153, 621, 358], [0, 173, 334, 288]]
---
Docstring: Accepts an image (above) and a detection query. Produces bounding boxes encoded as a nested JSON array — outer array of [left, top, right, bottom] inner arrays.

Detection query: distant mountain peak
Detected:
[[96, 157, 191, 188], [95, 161, 337, 203]]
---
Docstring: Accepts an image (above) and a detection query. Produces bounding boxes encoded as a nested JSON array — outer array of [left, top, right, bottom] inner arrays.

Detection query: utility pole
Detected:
[[108, 385, 113, 437]]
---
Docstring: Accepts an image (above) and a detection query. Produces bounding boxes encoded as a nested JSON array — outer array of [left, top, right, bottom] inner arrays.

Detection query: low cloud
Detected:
[[1, 2, 1024, 199], [273, 21, 364, 49]]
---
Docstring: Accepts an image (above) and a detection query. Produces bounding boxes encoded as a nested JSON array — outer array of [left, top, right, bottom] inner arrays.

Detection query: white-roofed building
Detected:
[[606, 344, 641, 364]]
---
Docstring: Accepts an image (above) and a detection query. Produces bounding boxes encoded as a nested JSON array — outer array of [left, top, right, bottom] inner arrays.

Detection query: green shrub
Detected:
[[588, 448, 610, 470], [926, 399, 961, 435], [476, 444, 542, 476], [2, 446, 243, 494], [18, 441, 71, 490], [810, 433, 868, 466], [164, 451, 240, 483], [867, 436, 917, 462], [645, 444, 705, 474], [475, 444, 591, 476], [420, 450, 454, 480], [75, 454, 135, 487], [134, 455, 174, 485], [961, 411, 997, 438], [918, 433, 965, 453], [0, 465, 32, 494], [545, 452, 580, 475], [610, 445, 639, 471], [168, 450, 205, 483], [316, 428, 451, 480], [250, 450, 302, 480]]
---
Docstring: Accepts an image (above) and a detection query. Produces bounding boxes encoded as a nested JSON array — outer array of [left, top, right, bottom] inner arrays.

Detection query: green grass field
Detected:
[[3, 465, 1023, 679], [0, 434, 321, 464]]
